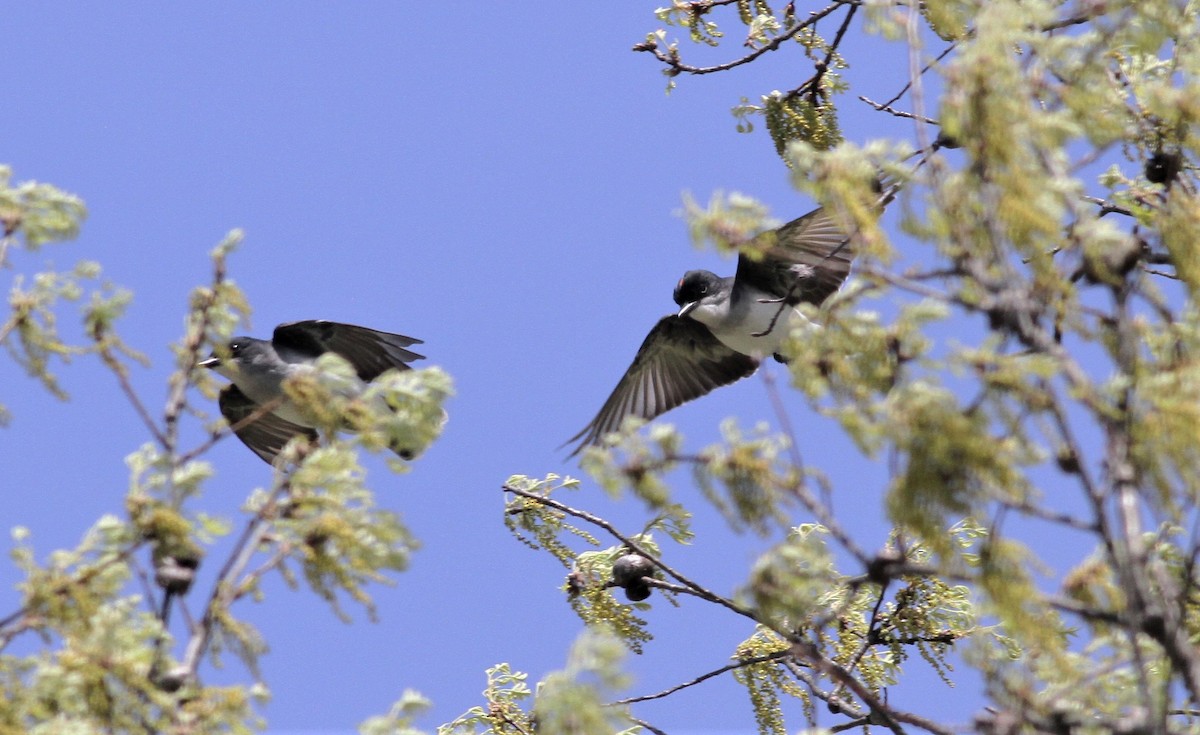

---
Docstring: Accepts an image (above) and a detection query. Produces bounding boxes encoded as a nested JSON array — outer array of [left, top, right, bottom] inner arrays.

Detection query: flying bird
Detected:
[[566, 205, 857, 455], [200, 320, 427, 464]]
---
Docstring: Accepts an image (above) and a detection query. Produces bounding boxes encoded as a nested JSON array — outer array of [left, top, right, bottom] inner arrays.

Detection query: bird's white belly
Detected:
[[273, 400, 315, 427], [695, 300, 814, 357]]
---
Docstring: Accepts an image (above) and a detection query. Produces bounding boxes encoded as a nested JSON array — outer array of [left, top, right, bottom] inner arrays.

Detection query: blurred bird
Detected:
[[566, 204, 858, 455], [200, 320, 427, 464]]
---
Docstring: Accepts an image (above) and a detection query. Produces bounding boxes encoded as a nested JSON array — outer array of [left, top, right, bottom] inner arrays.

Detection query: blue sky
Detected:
[[0, 5, 996, 733]]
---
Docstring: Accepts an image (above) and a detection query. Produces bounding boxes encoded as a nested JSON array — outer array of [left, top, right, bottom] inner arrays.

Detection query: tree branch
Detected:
[[611, 649, 790, 705], [634, 1, 850, 76], [504, 483, 761, 622]]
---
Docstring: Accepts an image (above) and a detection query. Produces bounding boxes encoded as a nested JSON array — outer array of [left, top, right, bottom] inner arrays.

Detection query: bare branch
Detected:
[[503, 483, 761, 623], [611, 650, 789, 705], [634, 1, 850, 76]]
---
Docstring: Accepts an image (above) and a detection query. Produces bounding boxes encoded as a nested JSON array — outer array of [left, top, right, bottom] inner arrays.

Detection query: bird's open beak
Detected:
[[198, 356, 221, 369], [677, 301, 699, 319]]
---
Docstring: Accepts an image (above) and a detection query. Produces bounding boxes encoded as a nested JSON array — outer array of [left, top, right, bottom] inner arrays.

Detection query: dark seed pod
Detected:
[[154, 665, 192, 693], [155, 556, 199, 596], [624, 581, 652, 602], [1146, 150, 1182, 186], [866, 548, 904, 586], [934, 130, 961, 149], [1055, 450, 1080, 474], [611, 554, 654, 587]]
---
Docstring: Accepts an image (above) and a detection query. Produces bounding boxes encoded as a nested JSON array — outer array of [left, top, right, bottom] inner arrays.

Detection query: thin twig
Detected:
[[794, 640, 955, 735], [163, 252, 229, 463], [179, 478, 291, 676], [635, 1, 849, 76], [612, 650, 790, 705], [761, 368, 872, 564], [98, 343, 169, 449], [504, 484, 761, 623], [858, 95, 938, 124], [626, 716, 668, 735], [1081, 195, 1134, 218], [882, 43, 957, 108]]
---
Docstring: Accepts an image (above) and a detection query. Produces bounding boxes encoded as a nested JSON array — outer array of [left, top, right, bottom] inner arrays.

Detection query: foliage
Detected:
[[486, 1, 1200, 733], [0, 167, 451, 732], [440, 636, 640, 735], [5, 0, 1200, 733]]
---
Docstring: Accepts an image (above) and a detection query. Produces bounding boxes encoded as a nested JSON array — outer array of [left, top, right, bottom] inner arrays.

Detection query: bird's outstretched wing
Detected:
[[218, 385, 319, 464], [273, 320, 425, 381], [735, 206, 853, 306], [565, 316, 758, 456]]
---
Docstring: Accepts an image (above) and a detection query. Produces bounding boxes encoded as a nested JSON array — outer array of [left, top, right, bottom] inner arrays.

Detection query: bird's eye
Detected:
[[229, 342, 241, 353]]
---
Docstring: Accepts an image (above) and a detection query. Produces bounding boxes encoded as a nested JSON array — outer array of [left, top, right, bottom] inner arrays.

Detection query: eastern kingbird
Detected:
[[566, 205, 856, 455], [200, 320, 427, 464]]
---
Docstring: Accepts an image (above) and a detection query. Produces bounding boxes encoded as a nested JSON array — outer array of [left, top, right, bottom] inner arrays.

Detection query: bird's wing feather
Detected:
[[273, 320, 425, 381], [218, 385, 319, 464], [735, 206, 853, 305], [565, 316, 758, 456]]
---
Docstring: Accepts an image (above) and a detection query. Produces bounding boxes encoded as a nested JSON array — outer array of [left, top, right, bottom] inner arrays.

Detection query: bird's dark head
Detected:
[[673, 270, 722, 318], [199, 337, 265, 378]]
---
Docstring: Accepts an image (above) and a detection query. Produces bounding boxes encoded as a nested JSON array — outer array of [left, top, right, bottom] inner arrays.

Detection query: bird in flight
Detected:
[[200, 320, 428, 464], [566, 204, 857, 456]]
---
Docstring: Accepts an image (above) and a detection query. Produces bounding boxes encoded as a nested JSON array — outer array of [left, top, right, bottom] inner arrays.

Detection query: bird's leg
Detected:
[[752, 281, 801, 337]]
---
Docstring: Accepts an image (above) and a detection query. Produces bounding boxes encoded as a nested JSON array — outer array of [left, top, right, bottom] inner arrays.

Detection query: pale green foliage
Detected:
[[5, 263, 102, 400], [0, 168, 99, 419], [3, 0, 1200, 730], [885, 382, 1030, 554], [747, 524, 837, 627], [270, 442, 419, 622], [786, 301, 945, 447], [0, 180, 449, 732], [504, 457, 980, 732], [784, 140, 910, 263], [920, 0, 970, 41], [649, 2, 848, 154], [355, 367, 453, 469], [576, 426, 693, 515], [511, 1, 1200, 730], [696, 420, 795, 534], [654, 4, 723, 48], [0, 165, 87, 252], [439, 663, 532, 734], [730, 528, 973, 732], [532, 632, 638, 735], [762, 90, 843, 156], [503, 476, 657, 652], [359, 689, 432, 735], [504, 474, 598, 564], [1160, 192, 1200, 298], [182, 231, 250, 379], [968, 526, 1200, 732], [977, 538, 1068, 662], [1132, 307, 1200, 503], [732, 629, 806, 735], [442, 634, 638, 735], [571, 540, 664, 654], [682, 191, 778, 256], [1, 516, 261, 734], [280, 352, 452, 471]]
